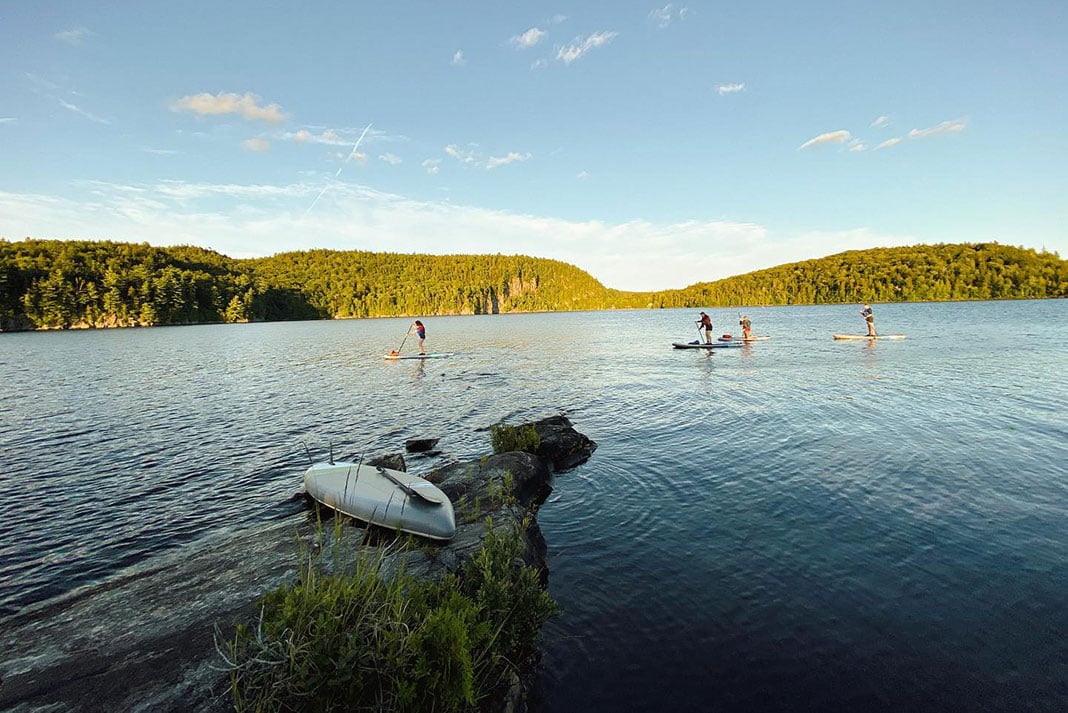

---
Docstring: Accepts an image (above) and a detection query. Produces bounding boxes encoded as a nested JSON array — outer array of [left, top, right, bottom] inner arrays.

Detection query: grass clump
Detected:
[[489, 424, 540, 455], [222, 520, 559, 712]]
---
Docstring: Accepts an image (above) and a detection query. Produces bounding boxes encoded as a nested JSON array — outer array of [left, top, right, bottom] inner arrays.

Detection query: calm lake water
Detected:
[[1, 300, 1066, 711]]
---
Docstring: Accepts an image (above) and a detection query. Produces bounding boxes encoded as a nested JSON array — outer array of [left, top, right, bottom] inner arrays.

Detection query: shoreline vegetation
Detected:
[[224, 418, 587, 712], [0, 417, 593, 712], [1, 238, 1065, 332], [224, 519, 558, 713]]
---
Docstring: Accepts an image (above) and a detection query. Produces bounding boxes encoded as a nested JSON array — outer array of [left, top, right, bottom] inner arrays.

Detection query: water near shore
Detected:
[[2, 300, 1066, 711]]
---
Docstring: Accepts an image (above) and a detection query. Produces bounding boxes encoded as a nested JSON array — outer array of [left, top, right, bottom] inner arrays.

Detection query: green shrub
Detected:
[[222, 520, 559, 712], [462, 519, 559, 673], [489, 424, 540, 455]]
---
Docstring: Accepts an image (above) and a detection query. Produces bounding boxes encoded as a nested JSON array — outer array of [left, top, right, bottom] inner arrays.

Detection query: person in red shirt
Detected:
[[411, 320, 426, 354], [697, 312, 713, 344], [739, 314, 753, 340]]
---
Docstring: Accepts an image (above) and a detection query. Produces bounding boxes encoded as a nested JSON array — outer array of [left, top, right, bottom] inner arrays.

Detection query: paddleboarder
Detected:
[[697, 312, 713, 344], [411, 319, 427, 354], [739, 314, 752, 340], [860, 303, 876, 336]]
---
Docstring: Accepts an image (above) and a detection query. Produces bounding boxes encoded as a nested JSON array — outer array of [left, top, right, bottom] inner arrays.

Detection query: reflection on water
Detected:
[[1, 300, 1067, 711]]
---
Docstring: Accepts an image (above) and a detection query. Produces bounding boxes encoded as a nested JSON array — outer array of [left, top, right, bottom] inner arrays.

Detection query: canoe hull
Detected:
[[304, 462, 456, 540]]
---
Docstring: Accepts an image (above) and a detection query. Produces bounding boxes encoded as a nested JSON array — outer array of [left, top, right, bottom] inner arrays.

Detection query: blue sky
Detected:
[[1, 1, 1065, 291]]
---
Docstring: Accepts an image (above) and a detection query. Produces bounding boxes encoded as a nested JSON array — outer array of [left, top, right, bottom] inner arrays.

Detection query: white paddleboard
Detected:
[[833, 334, 906, 341], [717, 336, 771, 342], [384, 352, 454, 360], [304, 461, 456, 540]]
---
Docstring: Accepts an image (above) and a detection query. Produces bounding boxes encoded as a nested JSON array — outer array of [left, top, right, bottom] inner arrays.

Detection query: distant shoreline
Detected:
[[3, 295, 1064, 335], [2, 239, 1064, 331]]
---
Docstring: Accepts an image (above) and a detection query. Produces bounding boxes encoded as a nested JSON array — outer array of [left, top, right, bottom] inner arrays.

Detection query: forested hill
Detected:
[[0, 239, 1064, 330], [0, 239, 639, 330], [652, 243, 1067, 308], [243, 249, 632, 319]]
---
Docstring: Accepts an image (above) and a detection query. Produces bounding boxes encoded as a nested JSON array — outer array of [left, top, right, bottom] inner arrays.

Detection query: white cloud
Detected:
[[908, 117, 968, 139], [445, 144, 478, 165], [56, 98, 110, 125], [379, 153, 402, 165], [511, 28, 546, 49], [444, 144, 530, 170], [649, 6, 672, 28], [649, 5, 689, 28], [0, 182, 923, 292], [486, 152, 531, 169], [576, 171, 590, 180], [421, 159, 441, 174], [716, 82, 745, 95], [25, 73, 109, 124], [171, 92, 287, 124], [242, 138, 271, 152], [290, 128, 347, 146], [798, 130, 851, 151], [793, 117, 962, 155], [556, 31, 618, 64], [150, 181, 297, 201], [55, 27, 92, 45], [452, 50, 466, 66], [0, 117, 15, 124]]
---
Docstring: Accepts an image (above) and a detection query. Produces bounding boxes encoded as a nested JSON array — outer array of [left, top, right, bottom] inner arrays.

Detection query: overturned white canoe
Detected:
[[304, 461, 456, 540]]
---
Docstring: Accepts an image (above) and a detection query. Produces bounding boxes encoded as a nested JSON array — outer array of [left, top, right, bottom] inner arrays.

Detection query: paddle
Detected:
[[375, 466, 445, 505], [389, 330, 410, 357]]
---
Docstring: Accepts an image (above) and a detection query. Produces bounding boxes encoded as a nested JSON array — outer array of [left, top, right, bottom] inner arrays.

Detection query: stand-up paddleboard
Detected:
[[384, 352, 454, 360], [717, 335, 772, 342], [304, 461, 456, 540], [672, 341, 741, 349], [833, 334, 905, 341]]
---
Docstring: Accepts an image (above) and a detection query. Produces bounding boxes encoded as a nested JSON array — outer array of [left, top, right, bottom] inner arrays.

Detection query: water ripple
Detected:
[[2, 303, 1067, 711]]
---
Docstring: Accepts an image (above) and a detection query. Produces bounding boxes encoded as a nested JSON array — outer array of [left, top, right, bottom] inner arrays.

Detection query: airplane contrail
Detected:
[[304, 122, 373, 217]]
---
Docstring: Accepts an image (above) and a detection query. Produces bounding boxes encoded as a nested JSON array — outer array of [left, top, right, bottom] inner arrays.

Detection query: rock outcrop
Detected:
[[404, 437, 440, 453], [376, 414, 597, 585], [0, 416, 595, 713], [529, 415, 598, 471]]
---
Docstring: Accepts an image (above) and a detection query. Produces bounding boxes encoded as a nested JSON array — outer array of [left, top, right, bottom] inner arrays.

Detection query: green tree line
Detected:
[[651, 243, 1067, 308], [1, 238, 1064, 331]]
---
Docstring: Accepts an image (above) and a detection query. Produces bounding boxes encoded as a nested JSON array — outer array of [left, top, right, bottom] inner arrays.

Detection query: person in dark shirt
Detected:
[[860, 304, 876, 336]]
